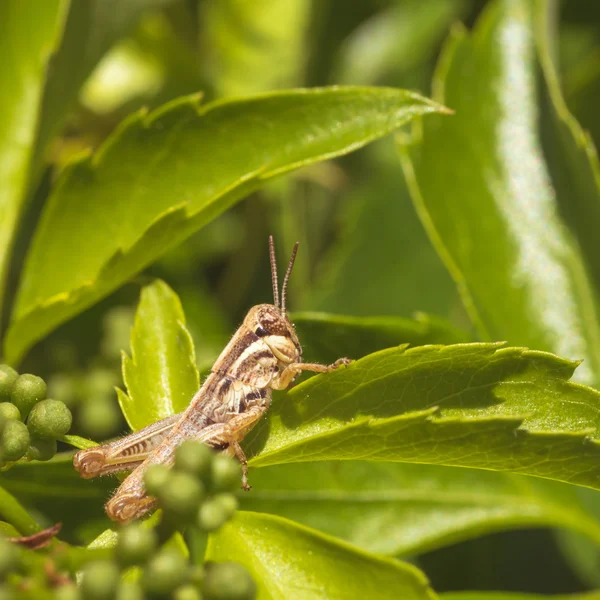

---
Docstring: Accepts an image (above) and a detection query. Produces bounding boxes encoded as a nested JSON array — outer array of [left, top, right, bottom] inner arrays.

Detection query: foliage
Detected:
[[1, 0, 600, 597]]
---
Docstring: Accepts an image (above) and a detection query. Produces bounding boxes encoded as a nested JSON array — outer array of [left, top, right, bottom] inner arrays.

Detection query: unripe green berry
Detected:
[[210, 455, 241, 493], [0, 403, 20, 422], [26, 436, 57, 461], [214, 494, 238, 520], [197, 497, 232, 533], [141, 550, 188, 596], [175, 441, 213, 479], [115, 581, 144, 600], [158, 472, 205, 522], [0, 536, 20, 579], [174, 583, 203, 600], [203, 562, 256, 600], [27, 399, 72, 439], [80, 560, 120, 600], [10, 374, 46, 418], [1, 420, 30, 461], [54, 582, 81, 600], [0, 366, 18, 402], [115, 524, 157, 567], [144, 464, 171, 496]]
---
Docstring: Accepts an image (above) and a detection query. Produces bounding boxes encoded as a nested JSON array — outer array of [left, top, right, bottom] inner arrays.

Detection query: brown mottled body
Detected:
[[74, 238, 350, 523]]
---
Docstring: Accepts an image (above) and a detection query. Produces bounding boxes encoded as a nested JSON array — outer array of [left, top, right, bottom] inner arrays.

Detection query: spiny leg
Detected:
[[272, 357, 352, 390]]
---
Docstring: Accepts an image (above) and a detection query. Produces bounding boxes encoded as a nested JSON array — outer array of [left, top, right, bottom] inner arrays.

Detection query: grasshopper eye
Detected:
[[255, 325, 268, 337]]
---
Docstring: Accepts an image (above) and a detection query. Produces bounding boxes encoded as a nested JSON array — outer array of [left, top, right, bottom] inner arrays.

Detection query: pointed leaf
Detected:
[[120, 279, 199, 430], [0, 0, 68, 324], [245, 343, 600, 491], [241, 462, 600, 556], [5, 86, 450, 362], [206, 511, 436, 600], [399, 0, 600, 387]]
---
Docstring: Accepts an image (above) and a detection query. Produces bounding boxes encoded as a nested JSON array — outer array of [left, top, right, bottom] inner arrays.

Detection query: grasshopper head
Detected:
[[249, 304, 301, 364]]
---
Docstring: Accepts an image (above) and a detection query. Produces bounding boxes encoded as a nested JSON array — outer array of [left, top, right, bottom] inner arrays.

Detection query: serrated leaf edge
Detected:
[[6, 87, 452, 362]]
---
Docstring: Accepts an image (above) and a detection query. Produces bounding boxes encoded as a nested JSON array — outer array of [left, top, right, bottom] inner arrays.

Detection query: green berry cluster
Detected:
[[77, 443, 255, 599], [146, 441, 241, 532], [0, 442, 256, 599], [77, 554, 255, 600], [0, 365, 73, 465]]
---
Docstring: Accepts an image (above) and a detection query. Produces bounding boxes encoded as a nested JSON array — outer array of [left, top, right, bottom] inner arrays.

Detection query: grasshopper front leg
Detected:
[[271, 357, 351, 390]]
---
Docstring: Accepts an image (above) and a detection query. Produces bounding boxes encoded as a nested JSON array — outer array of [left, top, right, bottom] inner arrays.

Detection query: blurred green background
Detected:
[[4, 0, 600, 595]]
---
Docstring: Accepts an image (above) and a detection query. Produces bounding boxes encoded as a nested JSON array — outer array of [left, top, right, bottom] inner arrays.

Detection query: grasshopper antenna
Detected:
[[269, 235, 280, 308], [281, 241, 299, 314]]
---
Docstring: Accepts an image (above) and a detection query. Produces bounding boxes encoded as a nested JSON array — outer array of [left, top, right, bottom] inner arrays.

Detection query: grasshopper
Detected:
[[74, 237, 351, 523]]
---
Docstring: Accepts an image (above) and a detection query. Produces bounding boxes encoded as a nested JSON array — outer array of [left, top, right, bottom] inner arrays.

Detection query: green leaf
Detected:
[[292, 311, 467, 364], [535, 0, 600, 313], [565, 48, 600, 153], [398, 0, 600, 387], [202, 0, 311, 96], [556, 522, 600, 588], [60, 434, 98, 450], [241, 462, 600, 556], [31, 0, 177, 181], [0, 485, 42, 536], [442, 594, 600, 600], [5, 86, 450, 363], [0, 523, 22, 538], [531, 2, 600, 579], [206, 511, 436, 600], [0, 454, 112, 543], [245, 343, 600, 491], [120, 279, 199, 430], [0, 0, 68, 324]]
